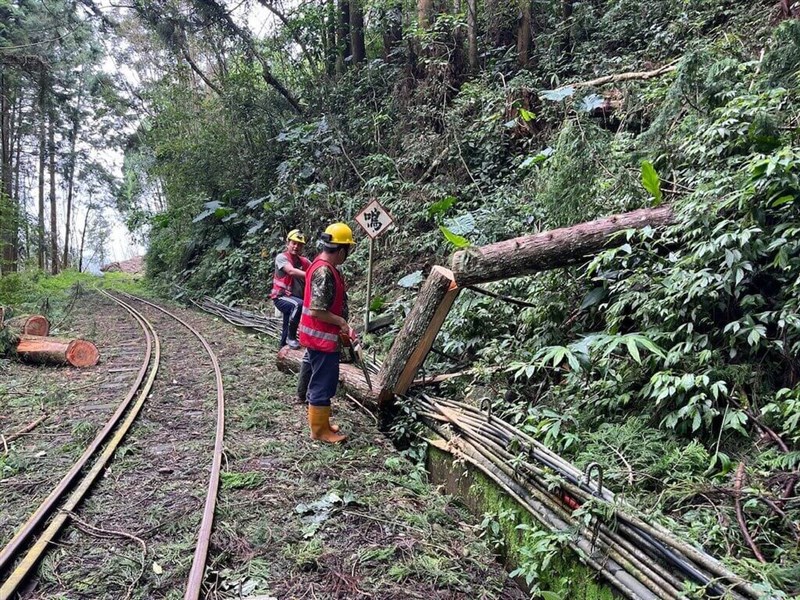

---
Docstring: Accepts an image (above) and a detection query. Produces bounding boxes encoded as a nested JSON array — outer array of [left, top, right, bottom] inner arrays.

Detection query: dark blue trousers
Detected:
[[306, 349, 340, 407], [274, 295, 303, 346]]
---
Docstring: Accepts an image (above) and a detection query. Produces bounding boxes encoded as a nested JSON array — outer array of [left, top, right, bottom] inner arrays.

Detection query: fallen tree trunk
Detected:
[[376, 266, 460, 405], [451, 205, 675, 286], [16, 335, 99, 367], [4, 315, 50, 337], [275, 346, 379, 411]]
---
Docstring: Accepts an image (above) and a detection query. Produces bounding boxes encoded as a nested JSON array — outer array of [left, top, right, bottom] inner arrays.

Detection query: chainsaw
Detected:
[[339, 328, 373, 390]]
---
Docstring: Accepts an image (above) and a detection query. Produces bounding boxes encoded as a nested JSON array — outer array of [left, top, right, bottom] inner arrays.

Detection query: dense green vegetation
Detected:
[[3, 0, 800, 596]]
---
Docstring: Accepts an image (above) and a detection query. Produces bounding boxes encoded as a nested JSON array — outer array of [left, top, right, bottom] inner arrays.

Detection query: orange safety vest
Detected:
[[270, 252, 310, 299], [298, 257, 345, 352]]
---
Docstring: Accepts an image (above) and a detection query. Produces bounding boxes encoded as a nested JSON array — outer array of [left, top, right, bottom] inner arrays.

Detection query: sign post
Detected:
[[355, 199, 394, 333]]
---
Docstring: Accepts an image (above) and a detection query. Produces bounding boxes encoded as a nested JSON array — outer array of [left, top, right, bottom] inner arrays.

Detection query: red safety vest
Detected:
[[298, 256, 345, 352], [270, 252, 310, 299]]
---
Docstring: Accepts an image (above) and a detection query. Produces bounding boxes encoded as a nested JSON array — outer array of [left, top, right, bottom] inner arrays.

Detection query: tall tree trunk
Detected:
[[324, 0, 339, 77], [78, 203, 91, 273], [350, 0, 365, 65], [0, 72, 14, 274], [418, 0, 433, 29], [382, 1, 403, 59], [63, 80, 84, 270], [517, 0, 531, 67], [12, 115, 21, 268], [37, 70, 46, 271], [562, 0, 573, 58], [48, 108, 58, 275], [336, 0, 351, 75], [467, 0, 478, 72]]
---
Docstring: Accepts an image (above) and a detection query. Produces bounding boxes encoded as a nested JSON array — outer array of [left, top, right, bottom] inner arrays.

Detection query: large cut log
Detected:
[[275, 346, 380, 411], [450, 205, 675, 286], [3, 315, 51, 337], [377, 266, 460, 405], [16, 335, 99, 367]]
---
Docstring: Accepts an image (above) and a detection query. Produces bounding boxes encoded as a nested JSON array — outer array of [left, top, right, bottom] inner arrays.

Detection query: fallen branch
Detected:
[[1, 414, 48, 447], [734, 463, 766, 563], [68, 512, 147, 600], [570, 62, 679, 89]]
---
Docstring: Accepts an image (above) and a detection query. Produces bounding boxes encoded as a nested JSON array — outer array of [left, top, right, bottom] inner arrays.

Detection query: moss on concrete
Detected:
[[427, 445, 618, 599]]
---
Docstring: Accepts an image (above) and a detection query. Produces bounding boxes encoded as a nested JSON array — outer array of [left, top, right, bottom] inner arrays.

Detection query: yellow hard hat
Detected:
[[287, 229, 306, 244], [322, 222, 355, 245]]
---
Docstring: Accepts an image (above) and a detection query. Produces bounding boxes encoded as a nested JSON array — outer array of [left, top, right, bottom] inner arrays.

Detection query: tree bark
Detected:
[[336, 0, 351, 75], [0, 72, 14, 274], [326, 0, 337, 76], [350, 0, 365, 64], [418, 0, 433, 29], [78, 203, 91, 272], [48, 108, 58, 274], [450, 205, 676, 286], [15, 334, 99, 368], [517, 0, 531, 67], [275, 345, 379, 411], [382, 1, 403, 59], [63, 80, 83, 270], [377, 266, 461, 405], [561, 0, 573, 58], [466, 0, 478, 72], [37, 70, 46, 271]]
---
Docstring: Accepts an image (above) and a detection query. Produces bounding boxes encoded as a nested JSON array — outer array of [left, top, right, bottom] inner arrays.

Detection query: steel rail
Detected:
[[120, 293, 226, 600], [0, 290, 161, 599]]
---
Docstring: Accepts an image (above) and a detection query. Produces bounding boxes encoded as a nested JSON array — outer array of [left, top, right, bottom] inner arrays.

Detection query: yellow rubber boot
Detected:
[[308, 405, 347, 444]]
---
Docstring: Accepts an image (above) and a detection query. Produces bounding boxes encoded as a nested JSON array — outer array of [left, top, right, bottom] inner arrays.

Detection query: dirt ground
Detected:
[[0, 290, 525, 600]]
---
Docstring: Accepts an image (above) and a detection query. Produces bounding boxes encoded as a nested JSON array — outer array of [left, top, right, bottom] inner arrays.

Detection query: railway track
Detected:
[[0, 291, 225, 600]]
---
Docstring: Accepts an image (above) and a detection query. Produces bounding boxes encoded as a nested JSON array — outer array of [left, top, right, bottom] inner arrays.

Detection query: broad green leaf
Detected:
[[770, 195, 795, 207], [427, 196, 456, 217], [579, 287, 607, 310], [518, 107, 536, 121], [626, 338, 641, 364], [444, 212, 476, 235], [192, 209, 214, 223], [540, 86, 575, 102], [579, 94, 604, 113], [439, 225, 471, 248], [397, 271, 425, 288], [641, 160, 663, 206]]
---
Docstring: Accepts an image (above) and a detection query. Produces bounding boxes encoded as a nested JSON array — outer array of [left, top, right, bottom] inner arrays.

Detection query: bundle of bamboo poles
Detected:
[[195, 296, 383, 373], [194, 296, 283, 336], [415, 394, 763, 600]]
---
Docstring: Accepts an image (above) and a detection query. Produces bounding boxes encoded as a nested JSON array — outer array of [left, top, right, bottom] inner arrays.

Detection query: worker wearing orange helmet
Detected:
[[298, 222, 356, 443], [270, 229, 311, 349]]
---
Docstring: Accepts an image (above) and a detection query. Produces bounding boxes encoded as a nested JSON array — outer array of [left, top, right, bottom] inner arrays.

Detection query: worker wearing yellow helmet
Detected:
[[298, 222, 356, 443], [270, 228, 311, 349]]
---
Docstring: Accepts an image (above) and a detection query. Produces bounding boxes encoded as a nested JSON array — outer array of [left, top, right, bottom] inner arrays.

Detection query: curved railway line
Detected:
[[0, 291, 225, 600]]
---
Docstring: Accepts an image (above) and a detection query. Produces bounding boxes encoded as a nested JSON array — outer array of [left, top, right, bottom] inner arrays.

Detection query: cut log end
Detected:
[[16, 335, 100, 368], [23, 315, 50, 337], [66, 340, 100, 367]]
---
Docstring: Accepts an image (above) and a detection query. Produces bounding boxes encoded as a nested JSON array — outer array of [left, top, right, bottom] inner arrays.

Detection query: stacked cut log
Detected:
[[5, 314, 51, 337], [16, 335, 100, 368], [0, 310, 99, 368]]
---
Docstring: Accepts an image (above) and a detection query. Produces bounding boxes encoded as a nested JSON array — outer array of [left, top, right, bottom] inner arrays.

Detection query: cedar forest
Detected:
[[1, 0, 799, 596]]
